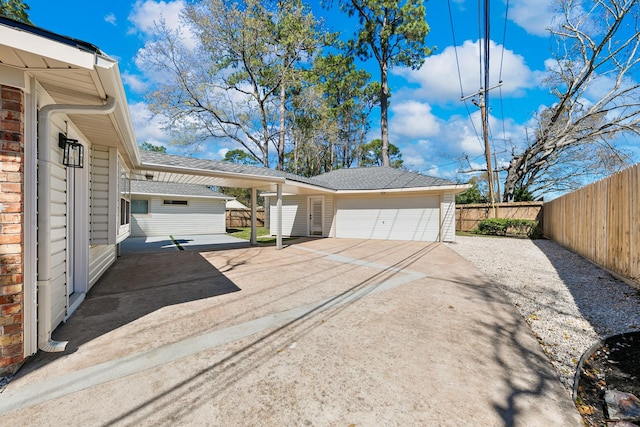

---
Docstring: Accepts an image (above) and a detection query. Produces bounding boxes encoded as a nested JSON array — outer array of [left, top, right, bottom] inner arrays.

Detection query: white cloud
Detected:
[[128, 101, 172, 146], [393, 104, 532, 178], [390, 101, 440, 139], [395, 39, 539, 104], [128, 0, 186, 35], [122, 72, 148, 94], [105, 13, 117, 26], [509, 0, 559, 37], [217, 147, 229, 159]]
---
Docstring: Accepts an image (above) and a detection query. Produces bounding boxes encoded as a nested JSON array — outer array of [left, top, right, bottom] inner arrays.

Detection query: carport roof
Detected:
[[130, 180, 232, 199], [136, 151, 466, 194], [135, 151, 321, 193]]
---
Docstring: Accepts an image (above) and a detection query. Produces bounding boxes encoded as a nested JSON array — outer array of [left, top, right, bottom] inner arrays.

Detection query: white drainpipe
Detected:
[[37, 97, 117, 352]]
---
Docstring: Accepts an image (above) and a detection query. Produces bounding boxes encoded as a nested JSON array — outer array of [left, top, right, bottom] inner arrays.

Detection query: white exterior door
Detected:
[[64, 151, 89, 320], [66, 167, 77, 297], [336, 195, 440, 241], [308, 196, 324, 236]]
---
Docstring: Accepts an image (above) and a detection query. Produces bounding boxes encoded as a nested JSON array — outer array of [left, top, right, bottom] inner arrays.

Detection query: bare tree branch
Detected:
[[503, 0, 639, 201]]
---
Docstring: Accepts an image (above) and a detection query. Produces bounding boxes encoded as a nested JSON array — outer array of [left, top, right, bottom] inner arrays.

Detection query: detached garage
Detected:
[[269, 167, 465, 243], [130, 181, 232, 237], [335, 194, 441, 241]]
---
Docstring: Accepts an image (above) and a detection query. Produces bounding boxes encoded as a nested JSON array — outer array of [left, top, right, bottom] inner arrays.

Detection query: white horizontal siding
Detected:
[[130, 197, 227, 237], [269, 195, 306, 236], [441, 192, 456, 242], [47, 117, 68, 330], [90, 146, 110, 245], [336, 195, 440, 242], [89, 245, 116, 290], [323, 196, 334, 237], [116, 154, 131, 243]]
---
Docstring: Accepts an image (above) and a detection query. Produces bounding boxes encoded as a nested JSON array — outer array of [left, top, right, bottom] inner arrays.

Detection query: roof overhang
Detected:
[[262, 183, 471, 197], [134, 160, 332, 193], [0, 19, 139, 168], [130, 191, 233, 200], [333, 184, 471, 195]]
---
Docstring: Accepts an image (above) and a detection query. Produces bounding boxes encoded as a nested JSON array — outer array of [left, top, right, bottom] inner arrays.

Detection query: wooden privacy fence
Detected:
[[226, 208, 265, 228], [543, 163, 640, 287], [455, 202, 543, 232]]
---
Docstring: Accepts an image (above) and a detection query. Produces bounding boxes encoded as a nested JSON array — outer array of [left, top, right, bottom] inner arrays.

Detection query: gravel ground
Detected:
[[447, 235, 640, 391]]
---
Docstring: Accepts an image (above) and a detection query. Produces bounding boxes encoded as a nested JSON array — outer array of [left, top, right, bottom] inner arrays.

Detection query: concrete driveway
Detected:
[[0, 238, 581, 426]]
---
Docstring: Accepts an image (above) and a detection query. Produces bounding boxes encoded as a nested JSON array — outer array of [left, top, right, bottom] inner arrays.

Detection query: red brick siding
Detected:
[[0, 85, 24, 376]]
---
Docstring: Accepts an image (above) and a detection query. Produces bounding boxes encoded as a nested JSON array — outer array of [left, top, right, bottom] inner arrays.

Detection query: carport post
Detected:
[[250, 187, 257, 245], [276, 183, 282, 250]]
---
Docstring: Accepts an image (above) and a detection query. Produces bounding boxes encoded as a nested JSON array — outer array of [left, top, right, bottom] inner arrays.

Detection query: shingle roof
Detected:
[[139, 151, 459, 191], [139, 151, 318, 186], [130, 180, 231, 199], [310, 167, 457, 190]]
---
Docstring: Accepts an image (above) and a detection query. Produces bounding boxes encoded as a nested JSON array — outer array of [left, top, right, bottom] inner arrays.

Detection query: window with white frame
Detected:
[[131, 199, 149, 214]]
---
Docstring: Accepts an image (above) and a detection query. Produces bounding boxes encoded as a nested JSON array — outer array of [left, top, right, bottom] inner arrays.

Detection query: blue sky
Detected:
[[25, 0, 611, 187]]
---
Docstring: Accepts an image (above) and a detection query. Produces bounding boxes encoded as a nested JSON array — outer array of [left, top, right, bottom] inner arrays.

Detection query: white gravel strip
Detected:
[[447, 235, 640, 391]]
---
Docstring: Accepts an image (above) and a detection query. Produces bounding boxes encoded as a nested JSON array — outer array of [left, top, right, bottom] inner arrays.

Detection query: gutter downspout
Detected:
[[37, 97, 117, 352]]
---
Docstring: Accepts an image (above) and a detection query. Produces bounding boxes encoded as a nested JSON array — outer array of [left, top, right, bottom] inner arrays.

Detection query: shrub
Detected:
[[475, 218, 541, 238]]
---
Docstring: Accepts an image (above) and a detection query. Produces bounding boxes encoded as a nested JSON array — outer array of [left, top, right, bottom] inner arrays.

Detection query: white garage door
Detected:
[[336, 196, 440, 241]]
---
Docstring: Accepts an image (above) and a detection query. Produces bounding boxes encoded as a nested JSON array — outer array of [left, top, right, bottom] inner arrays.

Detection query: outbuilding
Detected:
[[267, 167, 461, 242], [129, 181, 232, 237]]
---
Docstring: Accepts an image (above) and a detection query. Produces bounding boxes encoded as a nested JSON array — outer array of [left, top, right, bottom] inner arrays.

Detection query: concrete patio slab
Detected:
[[119, 233, 249, 254], [0, 239, 582, 426]]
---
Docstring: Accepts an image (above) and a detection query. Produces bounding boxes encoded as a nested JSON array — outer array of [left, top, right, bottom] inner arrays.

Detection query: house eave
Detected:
[[130, 191, 233, 200], [138, 162, 288, 185], [0, 17, 139, 168], [333, 184, 471, 195]]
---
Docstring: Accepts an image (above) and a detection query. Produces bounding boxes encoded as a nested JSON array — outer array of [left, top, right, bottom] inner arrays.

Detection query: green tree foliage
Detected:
[[141, 0, 325, 169], [273, 0, 326, 170], [284, 53, 378, 177], [0, 0, 31, 24], [313, 53, 379, 169], [285, 85, 339, 177], [455, 177, 484, 204], [222, 149, 260, 165], [335, 0, 431, 167], [359, 139, 403, 168], [513, 186, 534, 202], [139, 142, 167, 153], [219, 149, 263, 207]]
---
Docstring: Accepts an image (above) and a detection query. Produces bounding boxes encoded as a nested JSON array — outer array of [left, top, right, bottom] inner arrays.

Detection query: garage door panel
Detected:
[[336, 196, 440, 241]]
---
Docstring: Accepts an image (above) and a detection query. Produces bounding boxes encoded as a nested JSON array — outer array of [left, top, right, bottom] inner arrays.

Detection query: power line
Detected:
[[447, 0, 465, 99], [499, 0, 510, 82], [448, 0, 484, 152], [498, 0, 510, 154], [477, 0, 483, 89]]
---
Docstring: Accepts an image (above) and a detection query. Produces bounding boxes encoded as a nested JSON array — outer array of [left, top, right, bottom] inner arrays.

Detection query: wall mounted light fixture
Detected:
[[59, 133, 84, 168]]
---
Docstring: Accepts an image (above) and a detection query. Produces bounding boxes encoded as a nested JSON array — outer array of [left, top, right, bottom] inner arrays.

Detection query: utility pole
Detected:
[[493, 150, 501, 203], [460, 0, 498, 217], [478, 92, 495, 216], [462, 83, 500, 217]]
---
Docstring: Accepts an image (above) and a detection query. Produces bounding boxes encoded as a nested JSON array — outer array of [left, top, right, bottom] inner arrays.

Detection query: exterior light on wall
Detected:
[[145, 173, 154, 181], [59, 133, 84, 168]]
